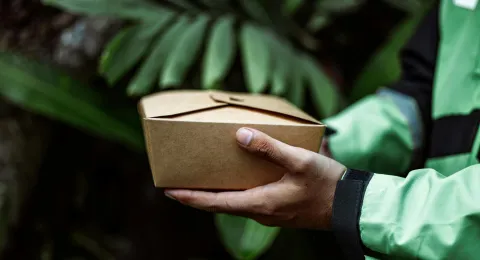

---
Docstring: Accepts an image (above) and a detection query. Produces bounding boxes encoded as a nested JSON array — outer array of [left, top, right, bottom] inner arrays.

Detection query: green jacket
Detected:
[[327, 1, 480, 259]]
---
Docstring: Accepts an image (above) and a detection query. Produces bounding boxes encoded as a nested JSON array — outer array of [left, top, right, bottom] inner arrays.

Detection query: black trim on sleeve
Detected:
[[429, 109, 480, 158], [332, 169, 373, 260], [386, 3, 439, 170], [325, 126, 337, 137]]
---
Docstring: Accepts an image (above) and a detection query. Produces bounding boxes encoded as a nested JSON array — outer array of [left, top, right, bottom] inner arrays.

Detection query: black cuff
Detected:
[[325, 126, 337, 137], [332, 169, 373, 260]]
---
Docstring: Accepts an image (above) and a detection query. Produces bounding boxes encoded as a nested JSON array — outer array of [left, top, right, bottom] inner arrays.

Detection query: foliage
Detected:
[[44, 0, 342, 118], [0, 52, 144, 152], [350, 3, 433, 101], [216, 214, 280, 260]]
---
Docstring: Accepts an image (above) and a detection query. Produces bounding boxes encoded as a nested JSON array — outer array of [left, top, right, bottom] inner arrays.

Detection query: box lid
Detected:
[[139, 90, 321, 124]]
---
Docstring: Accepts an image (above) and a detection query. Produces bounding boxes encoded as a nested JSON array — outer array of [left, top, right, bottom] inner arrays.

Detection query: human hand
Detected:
[[164, 127, 346, 230]]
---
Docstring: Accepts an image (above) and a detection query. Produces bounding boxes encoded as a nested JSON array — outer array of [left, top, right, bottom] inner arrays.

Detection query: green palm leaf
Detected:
[[100, 15, 173, 85], [0, 52, 143, 151], [199, 0, 229, 9], [43, 0, 171, 22], [240, 23, 271, 93], [283, 0, 304, 14], [216, 214, 280, 260], [202, 15, 236, 89], [167, 0, 200, 11], [269, 36, 294, 96], [289, 76, 305, 109], [303, 56, 339, 117], [127, 15, 190, 95], [161, 15, 210, 87], [238, 0, 272, 26]]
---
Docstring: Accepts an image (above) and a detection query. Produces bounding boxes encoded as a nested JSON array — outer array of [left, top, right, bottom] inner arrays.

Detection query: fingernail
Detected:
[[236, 128, 253, 146], [164, 191, 177, 201]]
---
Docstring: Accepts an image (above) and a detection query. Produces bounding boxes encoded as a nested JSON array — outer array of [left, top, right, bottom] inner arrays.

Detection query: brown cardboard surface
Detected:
[[139, 90, 325, 190]]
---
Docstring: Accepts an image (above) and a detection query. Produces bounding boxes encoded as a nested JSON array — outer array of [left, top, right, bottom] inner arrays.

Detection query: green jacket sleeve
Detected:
[[324, 93, 418, 175], [360, 165, 480, 259], [332, 165, 480, 260]]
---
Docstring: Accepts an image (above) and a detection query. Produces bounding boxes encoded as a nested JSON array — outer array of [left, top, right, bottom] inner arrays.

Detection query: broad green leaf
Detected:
[[199, 0, 229, 9], [283, 0, 303, 14], [240, 23, 271, 93], [307, 14, 330, 32], [202, 16, 236, 89], [268, 35, 294, 96], [100, 15, 173, 85], [167, 0, 199, 11], [303, 55, 339, 117], [43, 0, 171, 22], [317, 0, 363, 12], [161, 15, 210, 87], [127, 15, 190, 96], [0, 52, 144, 151], [238, 0, 272, 25], [350, 12, 427, 101], [216, 214, 280, 260], [288, 54, 305, 108], [240, 218, 280, 260]]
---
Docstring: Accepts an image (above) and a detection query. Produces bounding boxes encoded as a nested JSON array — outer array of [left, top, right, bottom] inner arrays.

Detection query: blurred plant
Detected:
[[350, 1, 433, 101], [43, 0, 342, 118], [0, 51, 144, 152]]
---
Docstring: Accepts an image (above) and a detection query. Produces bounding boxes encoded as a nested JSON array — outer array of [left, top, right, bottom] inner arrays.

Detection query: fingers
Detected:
[[164, 188, 269, 216], [236, 128, 315, 174]]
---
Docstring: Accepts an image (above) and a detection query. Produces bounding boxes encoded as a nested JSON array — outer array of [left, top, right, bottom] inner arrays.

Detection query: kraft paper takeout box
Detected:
[[138, 90, 325, 190]]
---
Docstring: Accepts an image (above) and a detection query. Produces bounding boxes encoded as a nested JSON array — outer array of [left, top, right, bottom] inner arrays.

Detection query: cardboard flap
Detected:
[[139, 90, 228, 118], [209, 91, 321, 124]]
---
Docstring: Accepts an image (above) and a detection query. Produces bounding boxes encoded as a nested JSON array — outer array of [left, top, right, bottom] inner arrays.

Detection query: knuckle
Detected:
[[203, 195, 225, 213], [260, 201, 278, 216], [292, 153, 316, 173], [254, 139, 276, 159], [204, 204, 220, 213]]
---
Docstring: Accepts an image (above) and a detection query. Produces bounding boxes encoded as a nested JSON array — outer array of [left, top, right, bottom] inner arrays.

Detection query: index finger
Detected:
[[164, 187, 268, 215]]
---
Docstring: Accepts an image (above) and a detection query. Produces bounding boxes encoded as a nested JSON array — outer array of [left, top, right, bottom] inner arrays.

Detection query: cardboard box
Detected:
[[139, 90, 325, 190]]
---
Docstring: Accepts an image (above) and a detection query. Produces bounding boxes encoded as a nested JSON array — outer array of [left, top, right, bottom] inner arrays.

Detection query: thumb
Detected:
[[236, 127, 314, 173]]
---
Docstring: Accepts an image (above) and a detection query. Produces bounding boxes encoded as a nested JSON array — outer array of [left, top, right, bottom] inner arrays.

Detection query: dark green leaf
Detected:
[[307, 15, 330, 32], [317, 0, 364, 13], [240, 218, 280, 260], [240, 23, 271, 93], [283, 0, 303, 14], [199, 0, 229, 9], [127, 15, 190, 96], [303, 55, 339, 117], [43, 0, 171, 21], [215, 214, 280, 260], [288, 54, 305, 108], [202, 16, 236, 89], [99, 15, 173, 85], [350, 12, 427, 101], [161, 15, 210, 87], [269, 35, 294, 96], [238, 0, 272, 25], [167, 0, 199, 11], [0, 52, 144, 151]]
